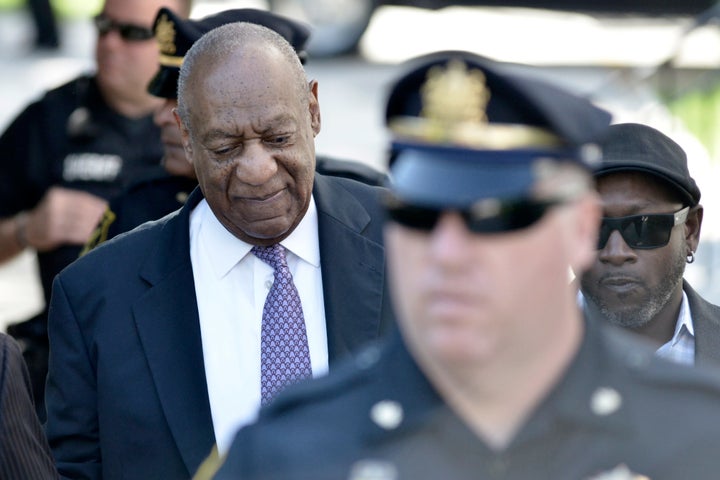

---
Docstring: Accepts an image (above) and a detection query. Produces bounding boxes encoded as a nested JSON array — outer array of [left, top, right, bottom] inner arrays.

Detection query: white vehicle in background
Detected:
[[267, 0, 717, 57]]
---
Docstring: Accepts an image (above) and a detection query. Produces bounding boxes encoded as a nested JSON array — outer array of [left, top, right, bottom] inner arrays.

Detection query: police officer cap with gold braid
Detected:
[[147, 7, 310, 99], [384, 51, 612, 221]]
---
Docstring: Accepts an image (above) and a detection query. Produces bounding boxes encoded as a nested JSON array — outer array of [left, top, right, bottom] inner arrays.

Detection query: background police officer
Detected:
[[0, 0, 191, 420]]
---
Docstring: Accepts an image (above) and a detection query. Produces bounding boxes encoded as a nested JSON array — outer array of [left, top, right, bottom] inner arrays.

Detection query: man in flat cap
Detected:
[[44, 18, 395, 480], [83, 7, 387, 252], [205, 52, 720, 479], [580, 122, 720, 365]]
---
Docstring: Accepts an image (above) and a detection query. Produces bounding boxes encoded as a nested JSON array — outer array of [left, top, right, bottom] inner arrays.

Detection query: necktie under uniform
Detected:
[[252, 244, 312, 405]]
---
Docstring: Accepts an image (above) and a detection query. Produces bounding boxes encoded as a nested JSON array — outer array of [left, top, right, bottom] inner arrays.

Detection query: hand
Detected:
[[24, 187, 108, 252]]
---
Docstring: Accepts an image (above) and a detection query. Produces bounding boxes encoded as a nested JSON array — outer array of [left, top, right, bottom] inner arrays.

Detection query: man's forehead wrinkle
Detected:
[[201, 129, 242, 144]]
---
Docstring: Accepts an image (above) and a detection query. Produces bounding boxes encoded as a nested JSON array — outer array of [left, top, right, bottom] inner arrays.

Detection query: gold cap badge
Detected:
[[156, 14, 184, 67], [389, 59, 561, 150]]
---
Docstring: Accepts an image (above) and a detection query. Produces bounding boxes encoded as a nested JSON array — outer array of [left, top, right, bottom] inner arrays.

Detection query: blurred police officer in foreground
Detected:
[[84, 7, 387, 253], [580, 123, 720, 366], [204, 52, 720, 480], [0, 0, 191, 420]]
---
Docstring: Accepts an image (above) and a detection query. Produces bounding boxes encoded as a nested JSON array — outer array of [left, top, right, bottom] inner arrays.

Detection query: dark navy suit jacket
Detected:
[[45, 174, 394, 480]]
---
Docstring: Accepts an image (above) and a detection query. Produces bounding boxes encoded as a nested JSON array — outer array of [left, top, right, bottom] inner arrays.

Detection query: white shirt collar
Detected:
[[201, 195, 319, 279], [670, 289, 694, 342]]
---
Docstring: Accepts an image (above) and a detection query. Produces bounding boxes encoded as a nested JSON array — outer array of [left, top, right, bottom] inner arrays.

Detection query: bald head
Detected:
[[176, 22, 308, 129]]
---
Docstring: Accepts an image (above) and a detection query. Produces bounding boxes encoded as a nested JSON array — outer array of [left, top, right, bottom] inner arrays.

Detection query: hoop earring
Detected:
[[687, 251, 695, 264]]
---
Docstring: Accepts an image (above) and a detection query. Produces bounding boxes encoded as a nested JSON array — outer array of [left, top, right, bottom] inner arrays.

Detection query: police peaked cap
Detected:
[[384, 50, 613, 208], [147, 7, 311, 99]]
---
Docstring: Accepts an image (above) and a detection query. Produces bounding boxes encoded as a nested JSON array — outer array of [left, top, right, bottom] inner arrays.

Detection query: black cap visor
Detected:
[[147, 66, 180, 99]]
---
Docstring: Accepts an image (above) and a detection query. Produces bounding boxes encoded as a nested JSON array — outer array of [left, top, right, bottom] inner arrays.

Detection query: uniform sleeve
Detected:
[[0, 333, 58, 479], [0, 101, 51, 217], [45, 275, 102, 480]]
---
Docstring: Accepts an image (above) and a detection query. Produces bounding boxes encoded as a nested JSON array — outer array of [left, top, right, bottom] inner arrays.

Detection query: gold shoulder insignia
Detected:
[[192, 445, 224, 480], [80, 207, 116, 257]]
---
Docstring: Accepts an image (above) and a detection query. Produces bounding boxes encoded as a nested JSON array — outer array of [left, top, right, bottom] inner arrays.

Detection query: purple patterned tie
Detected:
[[252, 244, 312, 405]]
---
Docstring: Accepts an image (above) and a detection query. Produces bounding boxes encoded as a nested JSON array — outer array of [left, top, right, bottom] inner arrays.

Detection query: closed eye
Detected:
[[265, 134, 292, 147], [208, 143, 241, 160]]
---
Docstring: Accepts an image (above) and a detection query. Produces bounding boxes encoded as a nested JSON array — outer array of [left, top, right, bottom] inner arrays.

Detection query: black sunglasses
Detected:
[[93, 15, 154, 42], [597, 206, 689, 250], [385, 196, 562, 234]]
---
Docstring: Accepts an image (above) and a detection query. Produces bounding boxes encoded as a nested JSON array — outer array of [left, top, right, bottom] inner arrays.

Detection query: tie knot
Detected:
[[252, 244, 288, 271]]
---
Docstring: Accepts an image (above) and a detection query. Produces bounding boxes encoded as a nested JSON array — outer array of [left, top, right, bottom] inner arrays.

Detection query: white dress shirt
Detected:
[[655, 291, 695, 365], [190, 197, 328, 454]]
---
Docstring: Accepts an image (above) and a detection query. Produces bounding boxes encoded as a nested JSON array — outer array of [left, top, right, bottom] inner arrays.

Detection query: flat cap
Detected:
[[595, 123, 701, 206], [384, 51, 612, 208], [148, 7, 311, 98]]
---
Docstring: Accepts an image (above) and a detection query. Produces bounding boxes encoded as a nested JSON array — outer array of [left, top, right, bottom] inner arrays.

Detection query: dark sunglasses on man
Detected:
[[597, 206, 689, 250], [93, 14, 154, 42], [384, 194, 563, 234]]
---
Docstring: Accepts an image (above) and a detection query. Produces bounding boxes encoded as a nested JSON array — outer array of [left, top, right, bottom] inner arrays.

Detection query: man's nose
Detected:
[[598, 229, 637, 265]]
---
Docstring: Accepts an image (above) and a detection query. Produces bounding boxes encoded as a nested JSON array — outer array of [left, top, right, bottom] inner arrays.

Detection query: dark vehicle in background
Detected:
[[268, 0, 719, 57]]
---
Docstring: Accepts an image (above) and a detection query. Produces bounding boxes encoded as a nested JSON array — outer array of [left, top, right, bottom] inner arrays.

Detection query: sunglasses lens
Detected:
[[94, 15, 153, 41], [466, 202, 550, 233], [120, 25, 154, 41], [387, 200, 553, 234], [598, 214, 675, 250], [387, 205, 440, 231], [628, 215, 673, 248]]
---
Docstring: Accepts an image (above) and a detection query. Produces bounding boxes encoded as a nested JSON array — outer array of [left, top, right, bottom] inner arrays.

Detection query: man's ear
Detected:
[[173, 108, 194, 163], [685, 204, 703, 255], [308, 80, 321, 137]]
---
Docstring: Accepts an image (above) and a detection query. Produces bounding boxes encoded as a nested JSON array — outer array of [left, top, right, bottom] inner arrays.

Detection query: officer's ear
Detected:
[[173, 108, 194, 163]]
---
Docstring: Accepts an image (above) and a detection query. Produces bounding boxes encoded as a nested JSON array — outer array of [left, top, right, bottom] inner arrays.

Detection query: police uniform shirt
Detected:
[[0, 75, 164, 303], [214, 317, 720, 480], [189, 196, 329, 454]]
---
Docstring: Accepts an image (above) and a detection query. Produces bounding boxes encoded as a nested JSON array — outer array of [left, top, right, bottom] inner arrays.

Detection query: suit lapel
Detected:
[[132, 188, 215, 476], [685, 281, 720, 366], [314, 175, 387, 362]]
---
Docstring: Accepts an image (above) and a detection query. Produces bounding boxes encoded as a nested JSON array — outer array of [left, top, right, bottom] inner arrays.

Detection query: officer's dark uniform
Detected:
[[0, 74, 164, 417], [206, 52, 720, 480], [83, 8, 388, 252], [213, 323, 720, 480]]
